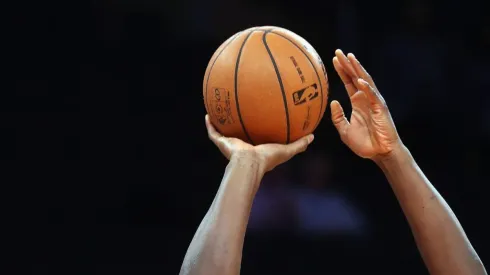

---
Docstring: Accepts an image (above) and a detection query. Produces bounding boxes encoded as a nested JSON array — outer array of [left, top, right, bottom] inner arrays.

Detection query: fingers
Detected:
[[334, 50, 387, 111], [356, 79, 386, 108], [330, 100, 349, 135], [335, 49, 358, 79], [205, 114, 234, 159], [286, 134, 314, 156], [259, 134, 314, 173], [347, 53, 377, 90], [205, 114, 220, 140], [205, 114, 224, 146], [333, 57, 357, 97]]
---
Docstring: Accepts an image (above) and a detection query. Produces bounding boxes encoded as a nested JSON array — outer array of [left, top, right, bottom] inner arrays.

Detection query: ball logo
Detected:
[[211, 88, 235, 125], [292, 83, 319, 106]]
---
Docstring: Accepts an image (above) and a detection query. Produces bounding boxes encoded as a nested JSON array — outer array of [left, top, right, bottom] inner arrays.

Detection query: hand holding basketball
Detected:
[[205, 115, 314, 173], [330, 50, 402, 161]]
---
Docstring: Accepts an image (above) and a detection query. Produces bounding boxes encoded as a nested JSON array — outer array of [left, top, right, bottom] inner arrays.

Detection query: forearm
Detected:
[[180, 153, 264, 275], [377, 145, 486, 275]]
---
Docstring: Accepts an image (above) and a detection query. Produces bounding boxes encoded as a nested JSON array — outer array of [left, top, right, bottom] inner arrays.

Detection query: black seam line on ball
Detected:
[[263, 29, 291, 144], [234, 29, 256, 145], [271, 31, 324, 131]]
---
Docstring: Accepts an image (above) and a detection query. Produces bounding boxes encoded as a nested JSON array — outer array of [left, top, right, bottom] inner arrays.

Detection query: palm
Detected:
[[221, 138, 309, 172], [215, 137, 290, 157], [348, 117, 377, 157], [205, 115, 313, 172], [331, 50, 400, 159], [221, 137, 254, 158], [341, 92, 379, 158]]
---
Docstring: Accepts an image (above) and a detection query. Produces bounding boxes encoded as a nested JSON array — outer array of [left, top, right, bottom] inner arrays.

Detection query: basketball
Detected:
[[203, 26, 329, 145]]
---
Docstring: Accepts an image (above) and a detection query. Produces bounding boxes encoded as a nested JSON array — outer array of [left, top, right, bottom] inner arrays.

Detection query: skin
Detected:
[[179, 50, 487, 275], [179, 115, 314, 275], [331, 49, 486, 275]]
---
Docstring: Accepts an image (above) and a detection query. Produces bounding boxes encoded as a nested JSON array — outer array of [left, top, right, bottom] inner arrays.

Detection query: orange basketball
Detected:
[[203, 26, 329, 145]]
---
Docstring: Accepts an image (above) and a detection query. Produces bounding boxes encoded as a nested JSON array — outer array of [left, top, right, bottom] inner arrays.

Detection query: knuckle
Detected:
[[372, 101, 388, 112], [378, 96, 387, 108], [302, 139, 308, 147], [331, 108, 345, 121], [299, 140, 309, 152], [332, 115, 345, 125]]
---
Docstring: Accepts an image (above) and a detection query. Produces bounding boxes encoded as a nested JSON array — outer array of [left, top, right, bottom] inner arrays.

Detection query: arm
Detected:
[[180, 115, 313, 275], [377, 145, 486, 275], [179, 153, 263, 275], [330, 50, 486, 275]]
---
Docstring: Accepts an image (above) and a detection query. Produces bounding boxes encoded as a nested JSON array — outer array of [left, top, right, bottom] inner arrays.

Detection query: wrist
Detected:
[[227, 151, 265, 194], [229, 150, 266, 177], [373, 142, 411, 168]]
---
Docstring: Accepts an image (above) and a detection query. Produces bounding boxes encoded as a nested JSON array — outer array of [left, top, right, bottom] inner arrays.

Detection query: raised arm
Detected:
[[330, 50, 486, 275], [179, 115, 313, 275]]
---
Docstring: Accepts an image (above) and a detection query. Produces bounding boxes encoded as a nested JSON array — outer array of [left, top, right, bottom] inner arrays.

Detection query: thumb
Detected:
[[205, 115, 233, 159], [330, 100, 349, 136], [286, 134, 315, 156], [205, 114, 224, 147], [258, 134, 314, 173]]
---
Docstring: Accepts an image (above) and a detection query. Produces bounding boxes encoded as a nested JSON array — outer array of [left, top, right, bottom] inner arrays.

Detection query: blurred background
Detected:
[[7, 0, 489, 274]]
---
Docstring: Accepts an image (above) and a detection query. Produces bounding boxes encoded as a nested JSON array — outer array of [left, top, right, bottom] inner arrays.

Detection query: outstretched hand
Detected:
[[205, 115, 314, 173], [331, 50, 403, 161]]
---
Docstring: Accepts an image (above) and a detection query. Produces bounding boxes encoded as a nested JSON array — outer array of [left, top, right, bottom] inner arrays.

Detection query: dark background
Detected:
[[8, 0, 489, 274]]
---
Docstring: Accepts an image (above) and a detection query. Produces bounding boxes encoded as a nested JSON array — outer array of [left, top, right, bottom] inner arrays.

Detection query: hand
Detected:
[[205, 115, 314, 173], [330, 49, 403, 161]]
